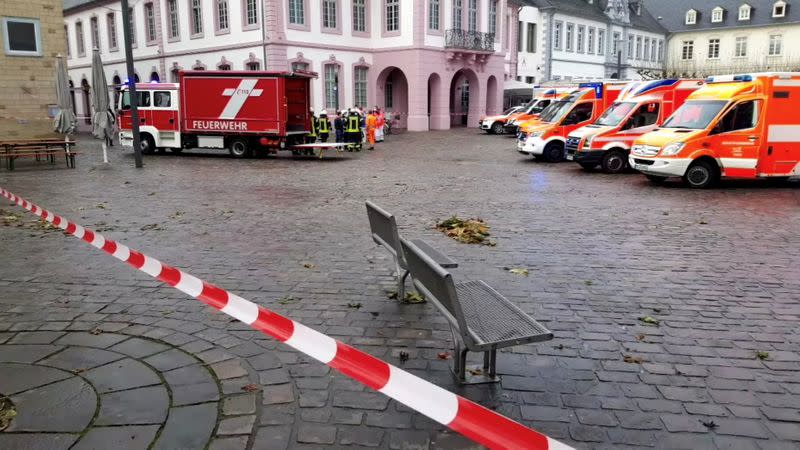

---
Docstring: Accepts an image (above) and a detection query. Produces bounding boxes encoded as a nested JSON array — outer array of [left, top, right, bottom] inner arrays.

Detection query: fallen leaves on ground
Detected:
[[89, 328, 103, 336], [401, 292, 426, 304], [241, 384, 260, 392], [467, 368, 483, 376], [0, 396, 16, 431], [140, 223, 164, 231], [385, 290, 398, 300], [278, 295, 298, 305], [755, 351, 770, 360], [302, 263, 315, 269], [623, 355, 644, 364], [584, 280, 593, 286], [73, 367, 88, 374], [701, 419, 717, 429], [506, 268, 529, 276], [638, 316, 660, 326], [347, 302, 362, 309], [169, 211, 184, 220], [635, 334, 646, 341], [398, 351, 409, 362], [96, 203, 107, 209], [435, 216, 495, 246]]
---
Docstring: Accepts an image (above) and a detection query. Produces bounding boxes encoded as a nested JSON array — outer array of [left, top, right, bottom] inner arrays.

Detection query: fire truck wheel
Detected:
[[543, 142, 565, 163], [140, 134, 156, 155], [228, 139, 251, 158], [683, 159, 719, 189], [601, 150, 627, 174], [490, 123, 504, 135]]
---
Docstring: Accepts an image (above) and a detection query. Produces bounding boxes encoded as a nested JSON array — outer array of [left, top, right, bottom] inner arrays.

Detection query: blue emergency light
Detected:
[[632, 79, 678, 96], [578, 82, 604, 99]]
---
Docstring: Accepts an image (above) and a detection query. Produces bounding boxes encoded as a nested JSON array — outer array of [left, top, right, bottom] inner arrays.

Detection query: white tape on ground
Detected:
[[220, 293, 260, 325], [285, 322, 338, 364], [379, 365, 459, 425]]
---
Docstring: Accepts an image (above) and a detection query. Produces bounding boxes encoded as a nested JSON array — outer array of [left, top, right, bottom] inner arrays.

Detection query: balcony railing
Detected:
[[445, 29, 495, 52]]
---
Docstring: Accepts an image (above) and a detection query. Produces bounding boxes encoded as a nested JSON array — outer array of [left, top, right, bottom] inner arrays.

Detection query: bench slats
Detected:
[[410, 239, 458, 269]]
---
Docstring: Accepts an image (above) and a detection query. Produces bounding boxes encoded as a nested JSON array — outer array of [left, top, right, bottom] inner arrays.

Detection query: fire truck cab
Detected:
[[566, 79, 704, 173], [118, 70, 315, 157], [630, 73, 800, 188], [517, 82, 627, 162]]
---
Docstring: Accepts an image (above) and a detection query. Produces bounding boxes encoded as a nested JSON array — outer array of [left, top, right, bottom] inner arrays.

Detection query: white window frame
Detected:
[[167, 0, 180, 40], [2, 17, 42, 57], [735, 36, 747, 57], [686, 10, 697, 25], [738, 4, 751, 21], [488, 0, 497, 36], [553, 21, 562, 50], [467, 0, 477, 32], [587, 27, 595, 54], [353, 0, 367, 33], [385, 0, 400, 33], [768, 34, 783, 56], [322, 0, 337, 29], [324, 64, 339, 110], [428, 0, 440, 31], [107, 13, 119, 50], [353, 65, 368, 107], [577, 25, 585, 53], [707, 38, 720, 59], [90, 16, 100, 50], [215, 0, 230, 34], [452, 0, 462, 30], [565, 23, 574, 52], [681, 40, 694, 60], [244, 0, 259, 27], [64, 24, 71, 57], [190, 0, 204, 36], [711, 7, 724, 23], [75, 19, 85, 56], [288, 0, 306, 26], [773, 1, 787, 18], [144, 2, 157, 43], [597, 28, 605, 55]]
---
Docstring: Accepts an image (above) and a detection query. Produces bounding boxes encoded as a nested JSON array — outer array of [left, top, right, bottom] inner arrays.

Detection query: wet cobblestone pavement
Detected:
[[0, 130, 798, 449]]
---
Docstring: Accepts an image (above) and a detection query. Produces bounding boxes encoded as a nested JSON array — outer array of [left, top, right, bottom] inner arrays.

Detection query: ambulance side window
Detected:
[[714, 100, 759, 134], [532, 100, 551, 114], [563, 103, 593, 125], [153, 91, 171, 108], [625, 102, 660, 129]]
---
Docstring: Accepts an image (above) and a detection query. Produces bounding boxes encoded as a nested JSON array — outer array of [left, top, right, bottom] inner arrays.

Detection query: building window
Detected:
[[107, 13, 118, 49], [3, 17, 42, 57], [453, 0, 462, 30], [385, 0, 399, 32], [598, 29, 605, 55], [577, 25, 585, 52], [769, 34, 783, 55], [324, 64, 339, 109], [708, 38, 720, 59], [145, 3, 156, 42], [488, 0, 497, 36], [171, 68, 180, 82], [587, 27, 595, 54], [739, 4, 751, 20], [75, 20, 85, 56], [245, 0, 258, 26], [90, 17, 99, 50], [385, 79, 393, 108], [773, 1, 786, 18], [553, 21, 562, 50], [643, 37, 650, 60], [468, 0, 477, 32], [167, 0, 179, 39], [354, 66, 367, 107], [128, 8, 136, 45], [681, 40, 693, 60], [191, 0, 203, 35], [566, 23, 574, 52], [627, 34, 633, 57], [526, 23, 536, 53], [323, 0, 337, 29], [218, 63, 231, 70], [246, 61, 260, 70], [686, 10, 697, 25], [735, 36, 747, 57], [289, 0, 305, 25], [216, 0, 230, 32], [635, 35, 642, 59], [353, 0, 366, 32], [428, 0, 440, 31], [649, 38, 656, 61], [64, 25, 71, 57], [658, 39, 664, 61], [711, 7, 724, 23], [291, 61, 309, 71], [612, 31, 620, 54], [525, 76, 534, 84]]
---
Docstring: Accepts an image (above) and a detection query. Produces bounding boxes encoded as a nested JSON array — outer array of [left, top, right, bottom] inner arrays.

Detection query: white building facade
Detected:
[[63, 0, 527, 131], [644, 0, 800, 77]]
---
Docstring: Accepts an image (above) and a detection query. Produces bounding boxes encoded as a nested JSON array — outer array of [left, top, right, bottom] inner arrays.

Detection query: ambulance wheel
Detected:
[[683, 160, 719, 189], [601, 150, 627, 174], [490, 123, 504, 135], [543, 142, 565, 162], [228, 138, 251, 158], [645, 175, 667, 184], [579, 162, 597, 171], [140, 134, 155, 155]]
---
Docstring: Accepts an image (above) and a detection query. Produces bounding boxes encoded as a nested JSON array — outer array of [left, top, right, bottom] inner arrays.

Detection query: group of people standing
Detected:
[[307, 107, 386, 151]]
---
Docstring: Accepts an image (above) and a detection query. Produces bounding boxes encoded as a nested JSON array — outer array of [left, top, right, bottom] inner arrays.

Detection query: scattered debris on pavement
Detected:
[[435, 216, 495, 246]]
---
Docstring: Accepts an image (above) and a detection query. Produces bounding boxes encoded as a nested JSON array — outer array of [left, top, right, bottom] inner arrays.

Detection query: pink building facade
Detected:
[[63, 0, 524, 131]]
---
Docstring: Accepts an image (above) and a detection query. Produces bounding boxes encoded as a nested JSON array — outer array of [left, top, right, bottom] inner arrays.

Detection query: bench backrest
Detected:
[[400, 237, 467, 333], [365, 201, 406, 269]]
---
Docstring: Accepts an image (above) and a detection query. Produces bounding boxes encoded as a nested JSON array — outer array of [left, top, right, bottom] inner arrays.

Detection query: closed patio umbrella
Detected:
[[91, 49, 114, 163], [53, 55, 77, 136]]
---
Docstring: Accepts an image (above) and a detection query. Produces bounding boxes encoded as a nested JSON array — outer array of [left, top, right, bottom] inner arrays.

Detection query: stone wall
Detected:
[[0, 0, 65, 139]]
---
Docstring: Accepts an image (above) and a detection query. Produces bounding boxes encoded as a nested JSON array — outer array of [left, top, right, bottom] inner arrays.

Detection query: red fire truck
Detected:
[[118, 70, 315, 157]]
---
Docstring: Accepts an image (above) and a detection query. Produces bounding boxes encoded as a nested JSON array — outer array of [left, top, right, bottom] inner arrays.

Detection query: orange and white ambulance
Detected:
[[566, 79, 704, 173], [630, 73, 800, 188], [502, 89, 564, 135], [517, 82, 627, 162], [478, 105, 524, 134]]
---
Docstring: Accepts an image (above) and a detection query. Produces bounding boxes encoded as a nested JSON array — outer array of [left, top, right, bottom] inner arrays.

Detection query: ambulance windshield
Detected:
[[662, 100, 727, 130], [595, 102, 636, 126], [539, 101, 574, 123]]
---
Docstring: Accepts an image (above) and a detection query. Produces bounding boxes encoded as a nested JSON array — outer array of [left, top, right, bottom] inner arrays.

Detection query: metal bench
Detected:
[[400, 237, 553, 384], [365, 201, 457, 300]]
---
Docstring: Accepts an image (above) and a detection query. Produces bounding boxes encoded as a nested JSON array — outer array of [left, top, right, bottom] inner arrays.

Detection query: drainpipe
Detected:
[[261, 3, 267, 67], [546, 10, 553, 81]]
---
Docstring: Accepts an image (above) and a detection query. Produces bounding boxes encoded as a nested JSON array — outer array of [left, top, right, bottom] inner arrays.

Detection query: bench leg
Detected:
[[397, 269, 410, 301], [484, 348, 497, 377], [450, 330, 501, 385]]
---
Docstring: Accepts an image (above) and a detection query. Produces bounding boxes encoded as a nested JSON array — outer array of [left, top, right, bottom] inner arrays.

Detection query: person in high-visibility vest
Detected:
[[317, 112, 331, 143], [345, 109, 362, 151], [366, 109, 377, 150], [307, 108, 318, 143]]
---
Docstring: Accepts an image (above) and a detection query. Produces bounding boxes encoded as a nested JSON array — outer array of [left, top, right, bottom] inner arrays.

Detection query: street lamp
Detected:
[[121, 0, 143, 168], [614, 38, 625, 80]]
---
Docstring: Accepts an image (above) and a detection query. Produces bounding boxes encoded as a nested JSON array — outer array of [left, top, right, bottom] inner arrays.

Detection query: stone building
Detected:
[[0, 0, 66, 138]]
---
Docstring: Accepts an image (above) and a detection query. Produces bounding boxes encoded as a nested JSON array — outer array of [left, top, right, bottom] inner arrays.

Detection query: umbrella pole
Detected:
[[121, 0, 143, 168], [102, 141, 109, 163]]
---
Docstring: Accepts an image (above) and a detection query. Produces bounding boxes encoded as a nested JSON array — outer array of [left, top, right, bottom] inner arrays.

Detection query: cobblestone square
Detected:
[[0, 130, 798, 449]]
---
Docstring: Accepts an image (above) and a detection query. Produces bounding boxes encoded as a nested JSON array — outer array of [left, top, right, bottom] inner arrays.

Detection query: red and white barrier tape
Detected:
[[0, 187, 572, 450]]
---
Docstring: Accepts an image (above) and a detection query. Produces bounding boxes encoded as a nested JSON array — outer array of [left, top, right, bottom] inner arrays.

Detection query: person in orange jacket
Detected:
[[366, 109, 377, 150]]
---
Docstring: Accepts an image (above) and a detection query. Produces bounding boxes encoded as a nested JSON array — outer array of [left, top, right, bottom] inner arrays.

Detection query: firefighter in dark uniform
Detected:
[[317, 111, 331, 143], [307, 108, 318, 143], [345, 108, 362, 151], [334, 110, 345, 143]]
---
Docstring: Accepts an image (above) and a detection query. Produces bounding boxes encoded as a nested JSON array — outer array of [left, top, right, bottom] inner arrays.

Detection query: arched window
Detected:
[[218, 63, 231, 70], [149, 71, 160, 82]]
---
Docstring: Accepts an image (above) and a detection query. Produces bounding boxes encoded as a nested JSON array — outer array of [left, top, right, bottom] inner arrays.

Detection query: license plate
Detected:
[[566, 154, 573, 161], [634, 164, 649, 171]]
